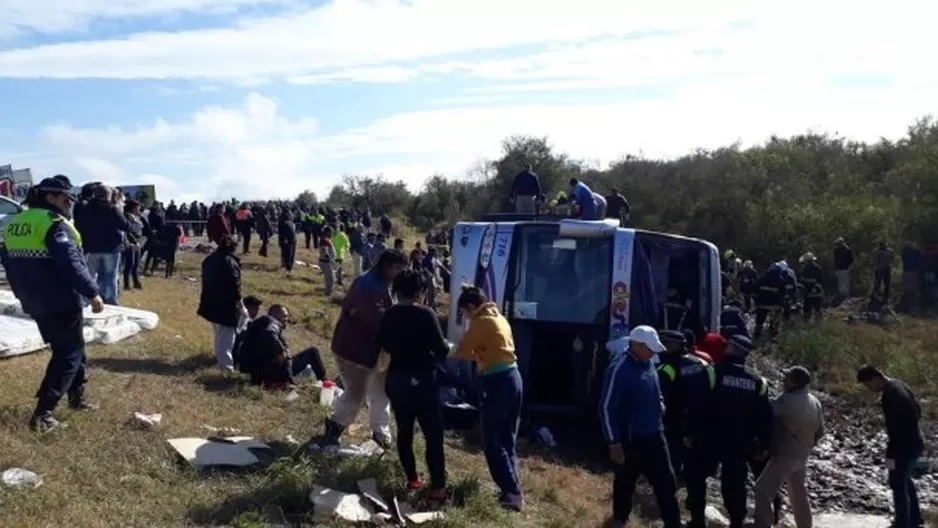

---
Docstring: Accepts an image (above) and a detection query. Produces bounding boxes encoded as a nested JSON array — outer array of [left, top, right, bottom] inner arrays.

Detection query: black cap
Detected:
[[785, 366, 812, 388], [34, 176, 77, 200], [727, 335, 753, 356], [659, 330, 686, 344]]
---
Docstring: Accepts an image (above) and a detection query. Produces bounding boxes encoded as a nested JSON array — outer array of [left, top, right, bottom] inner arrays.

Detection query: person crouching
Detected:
[[237, 304, 328, 389]]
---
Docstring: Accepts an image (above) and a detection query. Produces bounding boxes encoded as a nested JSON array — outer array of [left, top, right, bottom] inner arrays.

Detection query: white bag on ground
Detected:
[[0, 290, 25, 317], [101, 305, 160, 330], [83, 307, 126, 330], [0, 315, 47, 358], [94, 320, 142, 344]]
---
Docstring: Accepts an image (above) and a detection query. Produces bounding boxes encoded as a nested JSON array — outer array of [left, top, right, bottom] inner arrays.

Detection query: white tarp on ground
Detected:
[[0, 289, 159, 359]]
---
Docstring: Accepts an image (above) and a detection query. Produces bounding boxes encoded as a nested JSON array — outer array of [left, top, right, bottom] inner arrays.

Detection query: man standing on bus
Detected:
[[510, 164, 541, 215]]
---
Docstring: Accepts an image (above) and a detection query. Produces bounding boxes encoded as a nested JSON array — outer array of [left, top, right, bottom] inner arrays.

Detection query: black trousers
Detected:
[[803, 296, 822, 321], [281, 243, 296, 271], [259, 234, 270, 257], [386, 370, 446, 489], [241, 229, 252, 253], [612, 434, 681, 527], [33, 309, 87, 413], [686, 446, 749, 528], [874, 269, 892, 298]]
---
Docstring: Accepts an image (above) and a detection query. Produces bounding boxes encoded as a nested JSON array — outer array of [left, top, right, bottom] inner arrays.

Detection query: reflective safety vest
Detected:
[[658, 358, 717, 389], [3, 208, 82, 259]]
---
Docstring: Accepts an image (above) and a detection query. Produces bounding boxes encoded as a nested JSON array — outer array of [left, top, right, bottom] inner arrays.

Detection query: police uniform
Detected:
[[753, 265, 786, 339], [0, 177, 100, 431], [738, 265, 758, 312], [656, 331, 716, 478], [801, 259, 824, 321], [719, 302, 749, 340], [685, 335, 773, 528]]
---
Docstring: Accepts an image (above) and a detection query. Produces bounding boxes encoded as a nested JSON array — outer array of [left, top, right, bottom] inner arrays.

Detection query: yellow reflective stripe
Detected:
[[759, 378, 768, 396], [657, 364, 677, 382], [706, 366, 716, 389]]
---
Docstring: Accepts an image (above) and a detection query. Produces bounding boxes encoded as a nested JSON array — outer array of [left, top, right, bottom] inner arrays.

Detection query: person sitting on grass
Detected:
[[379, 269, 450, 501], [236, 304, 328, 389]]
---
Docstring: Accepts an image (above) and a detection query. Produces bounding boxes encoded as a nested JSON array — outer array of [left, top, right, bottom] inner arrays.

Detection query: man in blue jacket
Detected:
[[600, 325, 681, 528], [74, 184, 130, 304], [1, 176, 105, 432]]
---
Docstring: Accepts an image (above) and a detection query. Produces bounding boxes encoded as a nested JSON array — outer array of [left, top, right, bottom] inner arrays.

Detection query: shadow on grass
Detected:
[[194, 373, 247, 394], [449, 415, 610, 476], [88, 353, 217, 376], [186, 449, 506, 528]]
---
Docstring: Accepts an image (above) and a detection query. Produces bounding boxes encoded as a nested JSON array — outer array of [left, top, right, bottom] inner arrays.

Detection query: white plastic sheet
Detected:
[[0, 289, 160, 357]]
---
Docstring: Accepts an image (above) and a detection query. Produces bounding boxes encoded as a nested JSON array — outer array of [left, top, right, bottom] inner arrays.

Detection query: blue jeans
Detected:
[[889, 454, 923, 528], [479, 367, 523, 496], [86, 252, 122, 305]]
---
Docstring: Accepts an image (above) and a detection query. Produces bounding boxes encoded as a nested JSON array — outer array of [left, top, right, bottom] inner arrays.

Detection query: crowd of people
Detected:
[[0, 174, 928, 528]]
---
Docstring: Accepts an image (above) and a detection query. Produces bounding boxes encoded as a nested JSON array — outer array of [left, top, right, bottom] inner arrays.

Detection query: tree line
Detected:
[[303, 117, 938, 276]]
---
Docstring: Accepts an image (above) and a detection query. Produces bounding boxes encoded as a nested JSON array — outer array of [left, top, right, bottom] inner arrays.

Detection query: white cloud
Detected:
[[0, 0, 771, 81]]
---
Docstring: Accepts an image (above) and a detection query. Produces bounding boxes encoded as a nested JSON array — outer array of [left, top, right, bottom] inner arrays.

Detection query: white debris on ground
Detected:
[[0, 288, 160, 358], [1, 468, 42, 488], [130, 412, 162, 429], [307, 439, 384, 458], [167, 437, 270, 468]]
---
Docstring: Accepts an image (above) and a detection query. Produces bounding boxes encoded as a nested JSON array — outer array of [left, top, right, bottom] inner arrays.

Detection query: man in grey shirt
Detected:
[[753, 366, 824, 528]]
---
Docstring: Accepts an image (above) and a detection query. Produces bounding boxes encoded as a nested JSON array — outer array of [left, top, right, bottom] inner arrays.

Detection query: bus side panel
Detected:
[[705, 245, 722, 332], [448, 223, 489, 342], [610, 229, 635, 341], [484, 225, 515, 312]]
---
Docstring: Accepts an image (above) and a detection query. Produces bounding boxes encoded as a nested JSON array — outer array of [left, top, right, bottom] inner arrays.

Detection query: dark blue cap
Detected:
[[659, 329, 686, 344], [727, 334, 753, 355], [34, 175, 78, 200]]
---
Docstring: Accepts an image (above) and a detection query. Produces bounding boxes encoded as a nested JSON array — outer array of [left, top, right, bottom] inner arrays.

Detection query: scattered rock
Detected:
[[357, 478, 389, 512], [1, 468, 42, 488], [129, 412, 162, 429], [704, 505, 729, 527], [309, 485, 373, 523]]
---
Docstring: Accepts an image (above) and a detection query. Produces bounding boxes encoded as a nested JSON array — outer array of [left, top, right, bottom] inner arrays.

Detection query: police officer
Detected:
[[738, 260, 758, 312], [656, 331, 715, 479], [685, 335, 772, 528], [720, 298, 749, 340], [800, 252, 824, 322], [753, 262, 786, 339], [0, 176, 105, 432], [780, 261, 798, 322]]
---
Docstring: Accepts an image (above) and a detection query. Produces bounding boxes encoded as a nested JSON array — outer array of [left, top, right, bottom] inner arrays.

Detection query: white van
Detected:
[[446, 215, 721, 415]]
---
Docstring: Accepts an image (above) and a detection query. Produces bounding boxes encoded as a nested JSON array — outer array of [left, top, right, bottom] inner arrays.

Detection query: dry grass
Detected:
[[0, 240, 629, 528], [3, 238, 934, 527]]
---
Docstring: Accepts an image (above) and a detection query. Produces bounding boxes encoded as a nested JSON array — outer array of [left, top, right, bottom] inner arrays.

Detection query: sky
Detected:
[[0, 0, 935, 203]]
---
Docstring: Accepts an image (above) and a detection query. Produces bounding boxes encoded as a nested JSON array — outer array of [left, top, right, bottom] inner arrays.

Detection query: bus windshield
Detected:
[[509, 225, 612, 325]]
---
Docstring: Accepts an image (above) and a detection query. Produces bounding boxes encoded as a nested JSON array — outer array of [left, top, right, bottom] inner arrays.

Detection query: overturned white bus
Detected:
[[447, 215, 722, 415]]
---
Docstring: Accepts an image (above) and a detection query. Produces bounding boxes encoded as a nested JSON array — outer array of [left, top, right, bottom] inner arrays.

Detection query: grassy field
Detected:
[[0, 239, 628, 528], [1, 238, 935, 527]]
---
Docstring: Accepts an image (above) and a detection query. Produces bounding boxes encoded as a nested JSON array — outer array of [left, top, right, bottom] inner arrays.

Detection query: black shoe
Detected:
[[29, 411, 67, 432], [371, 431, 392, 450], [323, 419, 344, 445], [68, 400, 100, 412], [133, 282, 143, 289]]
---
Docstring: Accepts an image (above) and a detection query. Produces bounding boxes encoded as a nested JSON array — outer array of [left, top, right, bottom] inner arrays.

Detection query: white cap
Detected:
[[628, 325, 666, 354]]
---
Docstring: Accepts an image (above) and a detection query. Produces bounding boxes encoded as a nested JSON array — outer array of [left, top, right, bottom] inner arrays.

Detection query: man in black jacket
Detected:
[[857, 365, 925, 528], [510, 164, 541, 214], [833, 237, 854, 299], [238, 304, 327, 388], [197, 236, 242, 371]]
